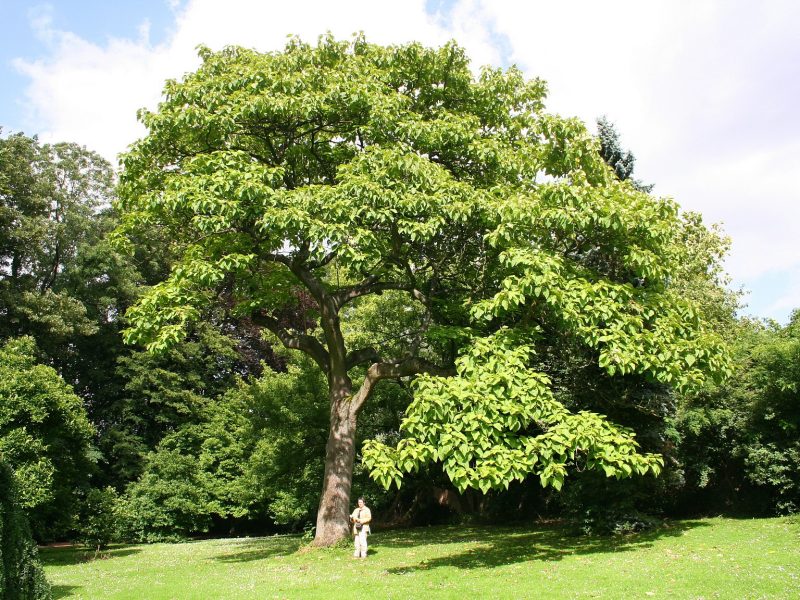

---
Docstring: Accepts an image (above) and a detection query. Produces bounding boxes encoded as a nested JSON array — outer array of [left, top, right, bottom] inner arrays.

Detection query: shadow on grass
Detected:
[[214, 536, 303, 563], [50, 584, 80, 599], [380, 521, 709, 574], [39, 545, 142, 567]]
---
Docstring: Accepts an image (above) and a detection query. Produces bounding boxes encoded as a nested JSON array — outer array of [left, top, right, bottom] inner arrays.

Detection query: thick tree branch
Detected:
[[345, 347, 382, 371], [251, 311, 330, 374], [293, 240, 311, 265], [285, 261, 350, 380], [286, 260, 329, 303], [260, 251, 292, 267], [351, 357, 454, 414]]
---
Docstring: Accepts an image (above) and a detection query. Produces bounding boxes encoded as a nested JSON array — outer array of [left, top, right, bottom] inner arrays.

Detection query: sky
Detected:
[[1, 0, 798, 323]]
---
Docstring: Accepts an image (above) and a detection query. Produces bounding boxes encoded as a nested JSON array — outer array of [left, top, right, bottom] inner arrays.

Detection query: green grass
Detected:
[[41, 517, 799, 599]]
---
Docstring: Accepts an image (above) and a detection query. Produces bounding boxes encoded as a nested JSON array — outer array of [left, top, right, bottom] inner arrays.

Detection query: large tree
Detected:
[[595, 116, 653, 192], [116, 36, 729, 545], [0, 130, 139, 439]]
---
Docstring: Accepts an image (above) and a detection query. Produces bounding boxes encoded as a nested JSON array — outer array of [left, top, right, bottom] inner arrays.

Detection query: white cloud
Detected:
[[660, 141, 800, 281], [476, 0, 800, 320], [13, 0, 501, 163]]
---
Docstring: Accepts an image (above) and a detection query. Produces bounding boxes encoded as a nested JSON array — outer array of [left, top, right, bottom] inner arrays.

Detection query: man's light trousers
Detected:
[[354, 530, 368, 558]]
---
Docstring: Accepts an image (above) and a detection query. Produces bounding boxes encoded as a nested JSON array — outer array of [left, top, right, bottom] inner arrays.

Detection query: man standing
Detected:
[[350, 497, 371, 559]]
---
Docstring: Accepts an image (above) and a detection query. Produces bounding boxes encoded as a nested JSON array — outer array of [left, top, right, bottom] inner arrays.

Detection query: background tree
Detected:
[[116, 36, 729, 545], [0, 337, 95, 540], [0, 131, 141, 503], [677, 311, 800, 514], [0, 131, 115, 346], [595, 117, 653, 192], [99, 324, 248, 487]]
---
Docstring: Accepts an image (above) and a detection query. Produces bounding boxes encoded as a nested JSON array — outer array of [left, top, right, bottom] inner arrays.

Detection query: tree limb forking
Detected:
[[261, 251, 292, 267], [332, 270, 435, 309]]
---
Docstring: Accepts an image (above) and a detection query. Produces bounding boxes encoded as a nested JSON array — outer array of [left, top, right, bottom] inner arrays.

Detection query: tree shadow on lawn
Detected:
[[381, 520, 709, 573], [214, 535, 303, 563], [39, 545, 142, 567], [50, 584, 80, 600]]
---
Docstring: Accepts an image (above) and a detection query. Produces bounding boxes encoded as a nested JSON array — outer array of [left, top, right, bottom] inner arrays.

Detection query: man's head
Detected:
[[357, 497, 365, 507]]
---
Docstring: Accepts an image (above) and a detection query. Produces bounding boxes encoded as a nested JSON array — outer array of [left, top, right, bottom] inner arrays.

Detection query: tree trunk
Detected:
[[313, 376, 357, 546]]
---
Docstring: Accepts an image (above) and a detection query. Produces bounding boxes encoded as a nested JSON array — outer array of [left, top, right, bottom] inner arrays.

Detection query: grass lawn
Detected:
[[40, 517, 799, 599]]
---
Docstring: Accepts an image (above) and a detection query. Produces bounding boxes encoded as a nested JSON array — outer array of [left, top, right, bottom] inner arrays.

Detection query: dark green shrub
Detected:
[[676, 313, 800, 515], [0, 337, 95, 541], [77, 487, 120, 551], [117, 449, 217, 543], [0, 459, 52, 600]]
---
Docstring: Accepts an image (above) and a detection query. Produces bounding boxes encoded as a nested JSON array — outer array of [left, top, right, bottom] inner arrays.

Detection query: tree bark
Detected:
[[279, 263, 362, 547], [313, 373, 357, 546]]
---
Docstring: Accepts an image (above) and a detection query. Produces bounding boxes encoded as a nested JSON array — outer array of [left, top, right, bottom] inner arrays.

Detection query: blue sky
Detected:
[[1, 1, 175, 132], [2, 0, 798, 324]]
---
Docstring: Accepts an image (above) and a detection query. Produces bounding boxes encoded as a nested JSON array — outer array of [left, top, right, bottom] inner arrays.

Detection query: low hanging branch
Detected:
[[352, 357, 455, 414]]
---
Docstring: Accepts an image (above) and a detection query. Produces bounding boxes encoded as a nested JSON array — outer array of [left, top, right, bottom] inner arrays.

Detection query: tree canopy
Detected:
[[116, 35, 730, 545]]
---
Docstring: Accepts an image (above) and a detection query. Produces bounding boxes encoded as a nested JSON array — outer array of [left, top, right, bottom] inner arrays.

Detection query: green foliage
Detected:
[[475, 249, 730, 390], [670, 212, 741, 334], [114, 352, 280, 542], [119, 448, 221, 542], [106, 323, 293, 542], [0, 337, 95, 539], [100, 324, 244, 487], [364, 331, 664, 493], [238, 358, 329, 526], [115, 368, 305, 541], [0, 459, 52, 600], [116, 355, 272, 542], [677, 312, 800, 514]]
